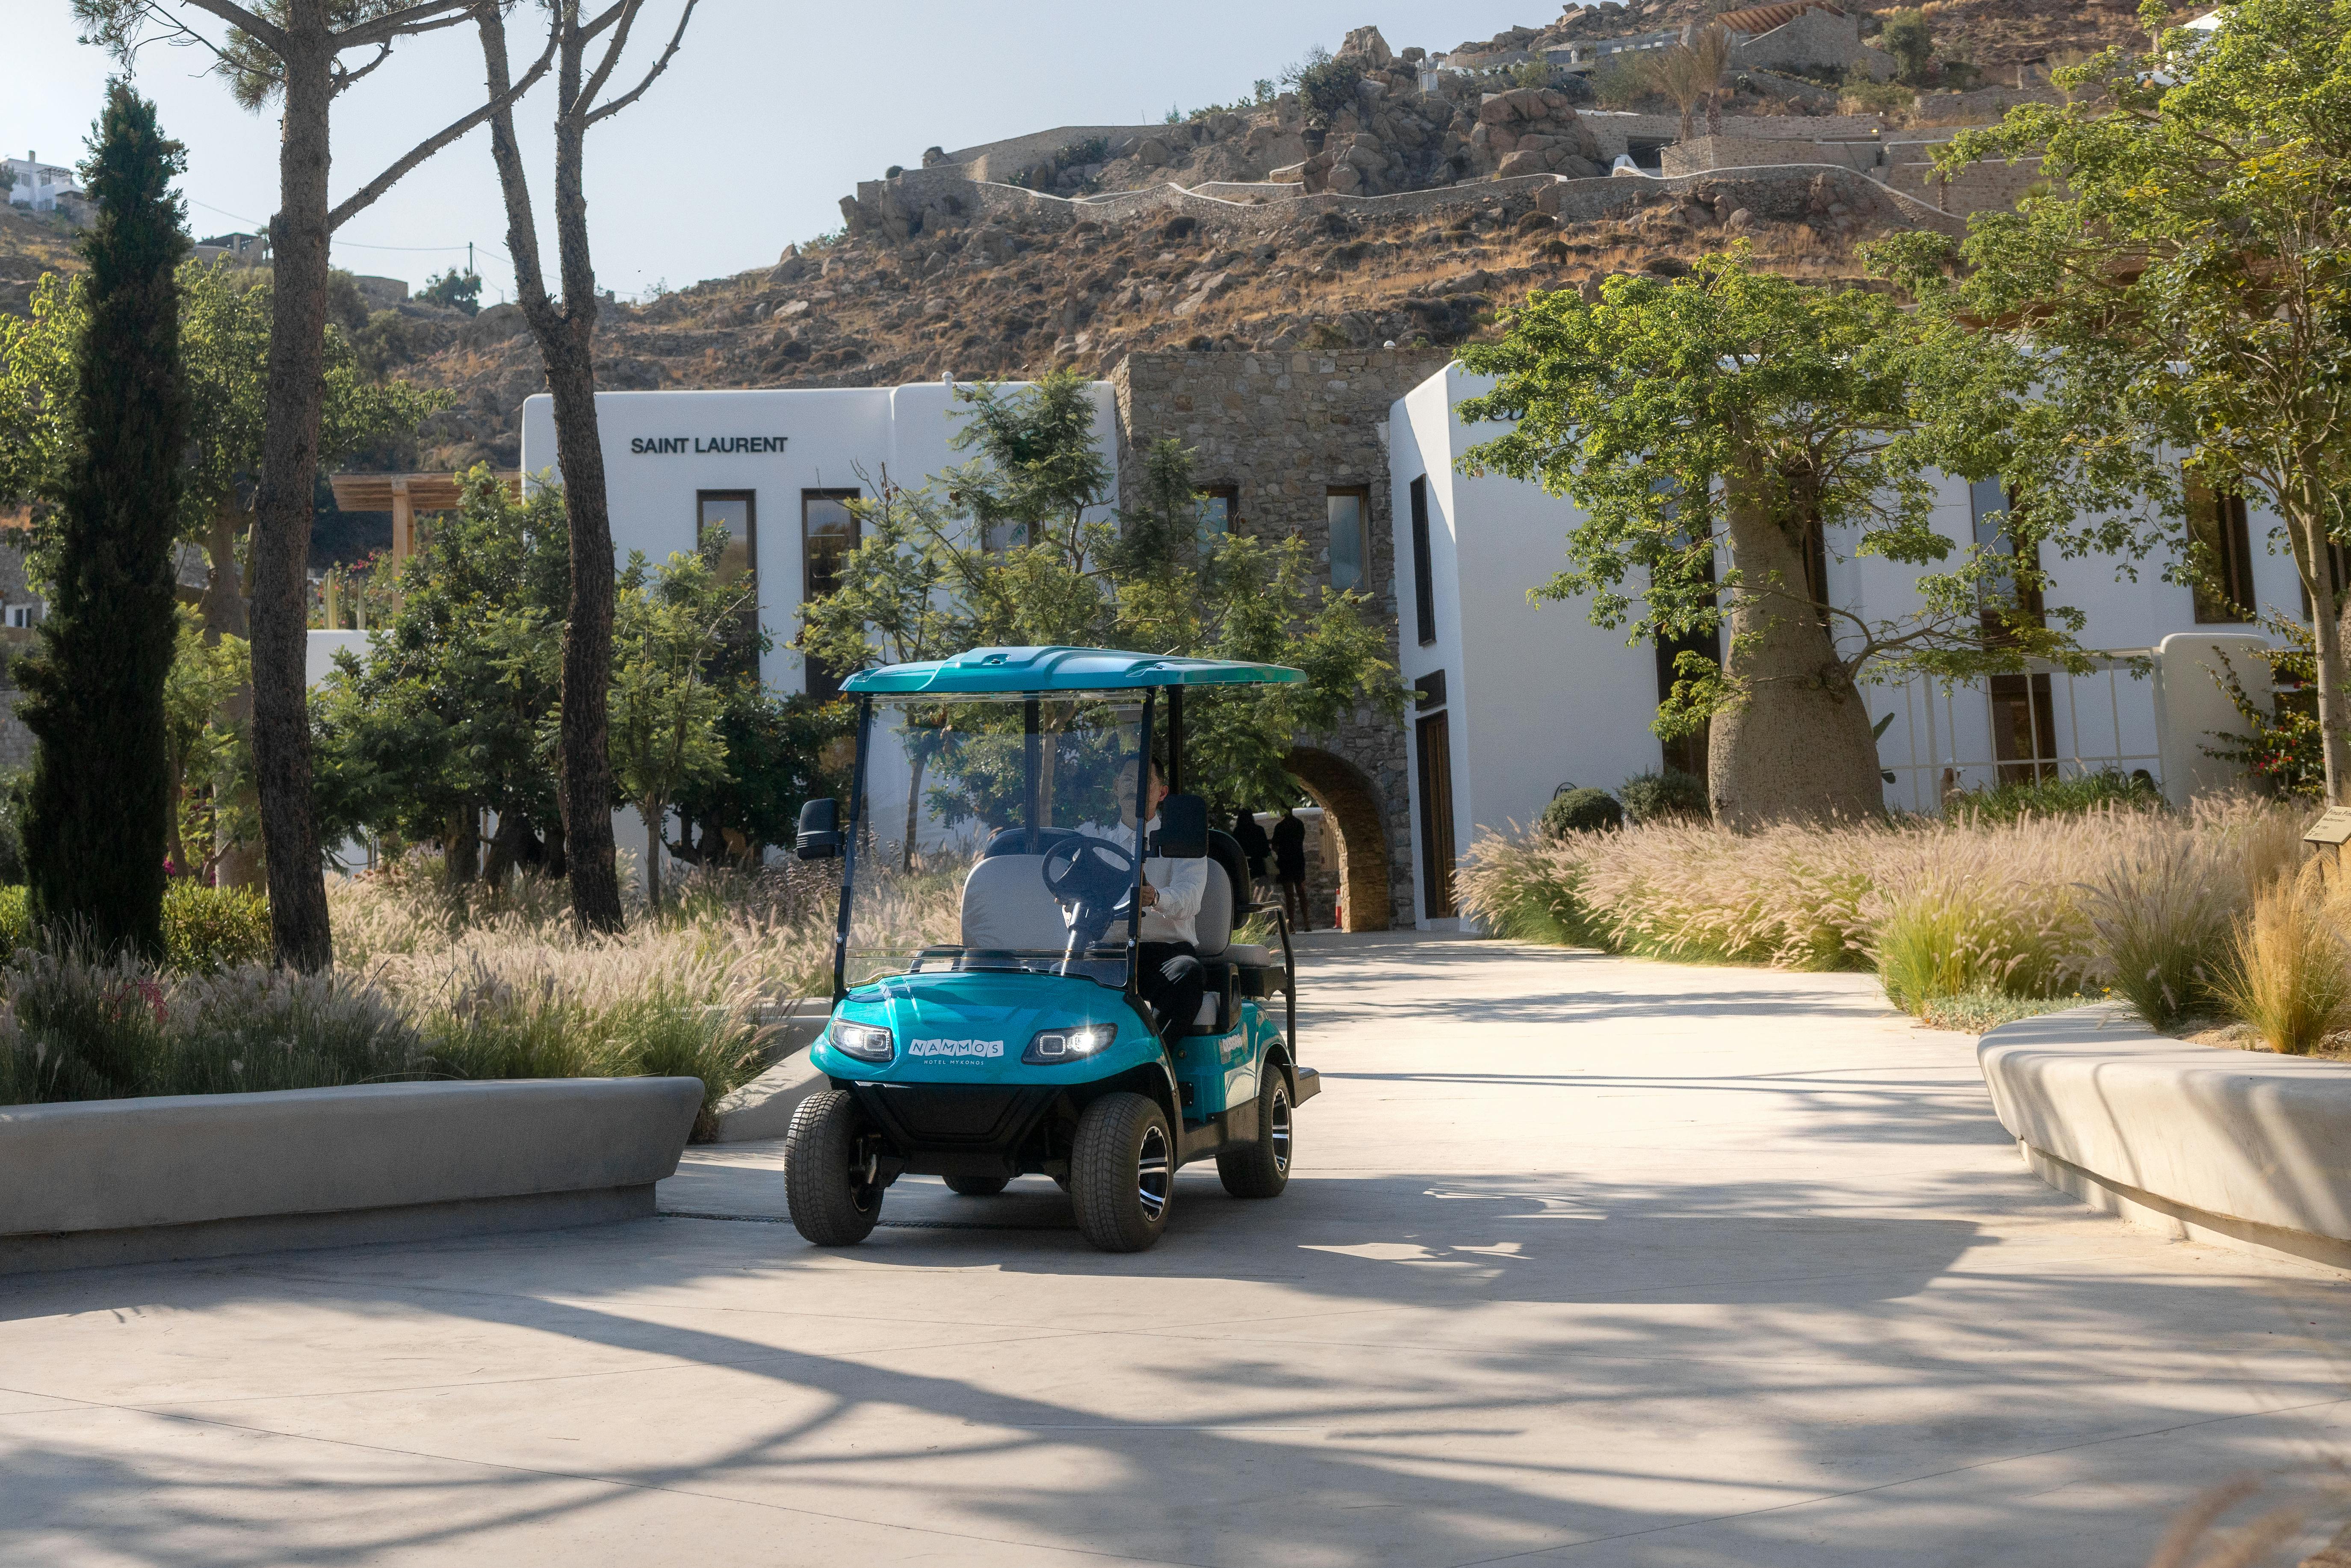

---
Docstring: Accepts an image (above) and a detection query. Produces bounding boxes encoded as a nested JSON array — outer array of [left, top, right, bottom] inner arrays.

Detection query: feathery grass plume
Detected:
[[2079, 842, 2238, 1028], [2213, 859, 2351, 1054]]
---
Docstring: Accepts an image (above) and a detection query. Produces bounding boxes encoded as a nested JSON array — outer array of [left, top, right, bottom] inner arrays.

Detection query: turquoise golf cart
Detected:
[[783, 646, 1319, 1253]]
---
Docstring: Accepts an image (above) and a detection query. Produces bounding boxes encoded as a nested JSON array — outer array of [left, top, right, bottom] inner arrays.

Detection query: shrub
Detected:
[[1619, 768, 1709, 824], [2213, 862, 2351, 1054], [1285, 48, 1366, 129], [162, 968, 424, 1094], [162, 883, 274, 972], [1948, 768, 2166, 824], [0, 946, 169, 1103], [1541, 786, 1623, 838], [2078, 843, 2235, 1028], [0, 885, 27, 963], [1917, 987, 2098, 1035]]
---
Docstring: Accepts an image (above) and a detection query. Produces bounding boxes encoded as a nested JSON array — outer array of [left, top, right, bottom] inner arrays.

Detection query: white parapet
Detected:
[[1979, 1004, 2351, 1273]]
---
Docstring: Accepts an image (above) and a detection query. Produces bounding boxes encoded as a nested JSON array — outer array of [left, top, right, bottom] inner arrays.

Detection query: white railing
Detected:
[[1878, 650, 2163, 813]]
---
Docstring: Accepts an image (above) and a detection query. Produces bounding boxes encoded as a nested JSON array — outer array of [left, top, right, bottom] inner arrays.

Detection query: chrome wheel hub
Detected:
[[1137, 1124, 1170, 1221]]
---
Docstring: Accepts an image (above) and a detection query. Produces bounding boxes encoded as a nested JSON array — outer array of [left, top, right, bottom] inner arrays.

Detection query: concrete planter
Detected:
[[1979, 1004, 2351, 1272], [0, 1076, 702, 1275]]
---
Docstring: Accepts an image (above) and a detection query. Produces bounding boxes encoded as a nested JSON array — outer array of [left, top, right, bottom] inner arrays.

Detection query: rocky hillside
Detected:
[[0, 204, 83, 317], [0, 3, 2160, 480]]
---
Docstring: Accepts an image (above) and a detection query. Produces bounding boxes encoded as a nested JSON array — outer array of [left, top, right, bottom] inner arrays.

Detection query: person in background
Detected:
[[1270, 803, 1311, 933], [1232, 806, 1270, 902]]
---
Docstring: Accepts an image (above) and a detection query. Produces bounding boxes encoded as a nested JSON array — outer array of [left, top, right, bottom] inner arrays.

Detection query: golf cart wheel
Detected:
[[783, 1090, 883, 1246], [1217, 1066, 1293, 1199], [1071, 1093, 1174, 1252], [944, 1175, 1009, 1197]]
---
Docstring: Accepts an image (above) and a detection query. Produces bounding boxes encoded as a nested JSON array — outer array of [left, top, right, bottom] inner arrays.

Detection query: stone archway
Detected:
[[1282, 746, 1393, 933]]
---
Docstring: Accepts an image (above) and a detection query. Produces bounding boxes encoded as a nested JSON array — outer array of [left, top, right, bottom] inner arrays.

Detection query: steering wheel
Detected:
[[1041, 835, 1137, 951]]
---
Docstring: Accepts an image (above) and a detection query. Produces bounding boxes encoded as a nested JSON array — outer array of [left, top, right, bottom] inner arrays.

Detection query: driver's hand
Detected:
[[1140, 882, 1158, 907]]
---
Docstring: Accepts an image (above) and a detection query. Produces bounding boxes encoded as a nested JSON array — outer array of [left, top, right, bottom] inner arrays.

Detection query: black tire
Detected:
[[944, 1174, 1009, 1197], [783, 1089, 883, 1245], [1217, 1065, 1293, 1199], [1070, 1092, 1174, 1252]]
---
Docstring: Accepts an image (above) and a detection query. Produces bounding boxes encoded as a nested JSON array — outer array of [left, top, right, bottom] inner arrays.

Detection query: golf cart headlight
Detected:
[[831, 1020, 895, 1062], [1024, 1023, 1118, 1064]]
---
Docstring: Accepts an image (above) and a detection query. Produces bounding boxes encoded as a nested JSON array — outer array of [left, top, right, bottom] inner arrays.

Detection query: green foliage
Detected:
[[1619, 768, 1710, 824], [19, 83, 188, 962], [1540, 786, 1624, 837], [1949, 768, 2168, 824], [1917, 987, 2096, 1035], [1880, 0, 2351, 790], [313, 468, 571, 864], [803, 371, 1403, 821], [0, 886, 27, 960], [1510, 59, 1556, 90], [2079, 843, 2231, 1028], [2205, 614, 2323, 799], [1880, 8, 1933, 84], [1283, 47, 1365, 128], [161, 882, 273, 972], [1456, 250, 2090, 731], [607, 540, 752, 907], [418, 266, 481, 316], [163, 614, 251, 877]]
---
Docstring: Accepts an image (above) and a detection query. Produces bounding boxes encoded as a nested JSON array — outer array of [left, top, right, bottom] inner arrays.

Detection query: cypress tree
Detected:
[[20, 83, 189, 959]]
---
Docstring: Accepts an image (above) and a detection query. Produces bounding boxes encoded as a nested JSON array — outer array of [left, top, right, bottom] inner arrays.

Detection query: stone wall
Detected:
[[1111, 347, 1452, 932], [1732, 9, 1894, 81], [1888, 154, 2051, 217], [1660, 134, 1880, 176]]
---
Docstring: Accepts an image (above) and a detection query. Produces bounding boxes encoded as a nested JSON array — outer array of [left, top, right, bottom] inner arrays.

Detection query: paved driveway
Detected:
[[3, 933, 2346, 1566]]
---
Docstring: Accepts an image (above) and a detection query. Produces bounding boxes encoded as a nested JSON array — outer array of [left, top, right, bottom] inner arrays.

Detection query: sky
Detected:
[[6, 1, 1555, 305]]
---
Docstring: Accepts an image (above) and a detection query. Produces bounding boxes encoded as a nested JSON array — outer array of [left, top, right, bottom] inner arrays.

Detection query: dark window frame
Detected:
[[1410, 475, 1437, 647], [1326, 484, 1372, 595], [1197, 484, 1241, 539], [1415, 709, 1457, 920], [2186, 477, 2256, 624], [696, 490, 758, 593], [801, 487, 862, 701]]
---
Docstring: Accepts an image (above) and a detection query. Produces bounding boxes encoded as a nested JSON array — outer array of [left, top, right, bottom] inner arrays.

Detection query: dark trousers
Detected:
[[1138, 941, 1206, 1048], [1279, 876, 1311, 933]]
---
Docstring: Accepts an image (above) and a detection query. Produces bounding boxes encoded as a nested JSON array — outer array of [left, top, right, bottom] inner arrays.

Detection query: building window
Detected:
[[1409, 475, 1436, 647], [801, 489, 859, 701], [1327, 486, 1369, 594], [1415, 709, 1457, 919], [1970, 477, 2044, 629], [1989, 672, 2059, 785], [697, 491, 756, 593], [1197, 485, 1239, 539], [3, 605, 31, 630], [2185, 476, 2255, 624]]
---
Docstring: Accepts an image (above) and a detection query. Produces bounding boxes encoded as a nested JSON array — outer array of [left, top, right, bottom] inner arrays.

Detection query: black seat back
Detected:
[[1205, 829, 1250, 932], [1156, 793, 1208, 858]]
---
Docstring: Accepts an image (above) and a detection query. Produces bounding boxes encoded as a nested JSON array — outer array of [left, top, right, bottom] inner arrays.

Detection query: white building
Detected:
[[1386, 365, 2284, 928], [517, 379, 1119, 883], [4, 153, 80, 213], [303, 363, 2287, 912]]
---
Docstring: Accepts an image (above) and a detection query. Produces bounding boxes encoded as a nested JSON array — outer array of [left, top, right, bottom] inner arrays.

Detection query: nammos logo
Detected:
[[909, 1038, 1005, 1060]]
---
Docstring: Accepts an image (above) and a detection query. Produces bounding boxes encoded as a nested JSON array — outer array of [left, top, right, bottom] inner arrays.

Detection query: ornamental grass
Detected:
[[0, 851, 967, 1130], [1455, 794, 2313, 1029]]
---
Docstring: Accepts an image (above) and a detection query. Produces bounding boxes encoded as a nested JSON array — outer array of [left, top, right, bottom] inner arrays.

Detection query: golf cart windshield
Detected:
[[840, 694, 1151, 991]]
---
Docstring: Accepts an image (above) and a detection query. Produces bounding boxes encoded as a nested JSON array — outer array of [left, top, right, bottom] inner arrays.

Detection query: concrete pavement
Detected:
[[3, 931, 2347, 1566]]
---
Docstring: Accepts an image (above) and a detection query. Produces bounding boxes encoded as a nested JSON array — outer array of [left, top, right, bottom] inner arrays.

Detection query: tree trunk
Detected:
[[643, 796, 663, 910], [479, 9, 623, 932], [445, 806, 480, 886], [480, 810, 527, 890], [903, 743, 930, 871], [201, 504, 263, 889], [2295, 504, 2351, 803], [1707, 465, 1886, 831], [248, 18, 337, 970], [545, 811, 569, 880]]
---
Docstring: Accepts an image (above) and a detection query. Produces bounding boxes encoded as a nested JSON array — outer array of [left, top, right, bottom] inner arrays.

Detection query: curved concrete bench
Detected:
[[0, 1076, 702, 1275], [1979, 1005, 2351, 1272]]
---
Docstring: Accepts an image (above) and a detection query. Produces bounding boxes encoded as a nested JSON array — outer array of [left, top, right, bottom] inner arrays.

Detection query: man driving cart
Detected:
[[781, 645, 1319, 1253]]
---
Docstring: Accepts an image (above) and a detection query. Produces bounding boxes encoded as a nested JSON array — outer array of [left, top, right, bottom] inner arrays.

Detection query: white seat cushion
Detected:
[[960, 856, 1069, 951]]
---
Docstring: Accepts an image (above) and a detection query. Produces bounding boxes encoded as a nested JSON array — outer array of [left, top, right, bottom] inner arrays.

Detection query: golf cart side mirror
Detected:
[[795, 797, 841, 860]]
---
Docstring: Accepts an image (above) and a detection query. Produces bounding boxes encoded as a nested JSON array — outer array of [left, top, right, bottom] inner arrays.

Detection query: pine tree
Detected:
[[19, 83, 189, 958]]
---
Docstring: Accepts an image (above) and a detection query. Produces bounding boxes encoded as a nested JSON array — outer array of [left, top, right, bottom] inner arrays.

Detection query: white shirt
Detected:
[[1081, 817, 1208, 947]]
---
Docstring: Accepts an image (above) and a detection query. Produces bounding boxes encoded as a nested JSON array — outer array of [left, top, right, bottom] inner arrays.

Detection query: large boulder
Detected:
[[1338, 24, 1393, 68]]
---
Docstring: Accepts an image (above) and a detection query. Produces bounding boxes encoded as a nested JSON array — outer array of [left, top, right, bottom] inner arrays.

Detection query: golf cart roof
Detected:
[[841, 646, 1306, 696]]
